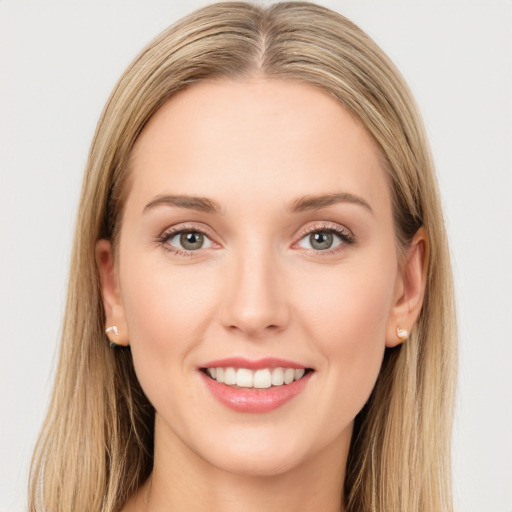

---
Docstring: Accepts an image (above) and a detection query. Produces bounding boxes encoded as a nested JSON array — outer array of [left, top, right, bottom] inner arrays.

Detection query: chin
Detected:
[[186, 420, 344, 478], [202, 441, 309, 478]]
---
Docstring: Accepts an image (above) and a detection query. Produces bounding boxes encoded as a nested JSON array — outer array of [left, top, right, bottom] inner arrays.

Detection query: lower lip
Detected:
[[201, 371, 312, 413]]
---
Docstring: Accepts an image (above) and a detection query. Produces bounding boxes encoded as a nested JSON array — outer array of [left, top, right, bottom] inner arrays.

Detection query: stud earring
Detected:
[[105, 325, 119, 336], [396, 327, 408, 340], [105, 325, 120, 347]]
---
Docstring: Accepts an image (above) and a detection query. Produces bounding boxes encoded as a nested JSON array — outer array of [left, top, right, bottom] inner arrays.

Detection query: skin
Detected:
[[96, 78, 427, 512]]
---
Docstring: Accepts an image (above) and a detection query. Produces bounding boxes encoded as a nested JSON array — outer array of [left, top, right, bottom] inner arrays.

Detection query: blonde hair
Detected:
[[29, 2, 457, 511]]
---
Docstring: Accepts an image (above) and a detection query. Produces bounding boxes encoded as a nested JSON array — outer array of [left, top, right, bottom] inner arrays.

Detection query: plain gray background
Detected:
[[1, 1, 511, 511]]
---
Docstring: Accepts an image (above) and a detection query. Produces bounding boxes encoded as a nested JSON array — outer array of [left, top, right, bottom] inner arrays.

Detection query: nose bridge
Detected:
[[221, 238, 288, 337]]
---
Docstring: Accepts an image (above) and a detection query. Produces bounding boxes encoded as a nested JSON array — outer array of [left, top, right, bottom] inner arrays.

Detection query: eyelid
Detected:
[[156, 220, 354, 256], [295, 221, 353, 240], [158, 220, 217, 236], [157, 222, 220, 252], [292, 221, 355, 252]]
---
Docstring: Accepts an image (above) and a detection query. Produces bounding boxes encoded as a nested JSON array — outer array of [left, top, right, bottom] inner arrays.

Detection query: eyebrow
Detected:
[[289, 192, 373, 214], [143, 191, 373, 216], [143, 194, 222, 214]]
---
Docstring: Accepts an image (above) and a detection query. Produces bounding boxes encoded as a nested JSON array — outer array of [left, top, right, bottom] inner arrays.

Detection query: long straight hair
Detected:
[[29, 3, 457, 511]]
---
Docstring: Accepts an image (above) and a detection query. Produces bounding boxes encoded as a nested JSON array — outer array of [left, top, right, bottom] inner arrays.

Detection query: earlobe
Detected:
[[386, 226, 429, 348], [95, 239, 130, 346]]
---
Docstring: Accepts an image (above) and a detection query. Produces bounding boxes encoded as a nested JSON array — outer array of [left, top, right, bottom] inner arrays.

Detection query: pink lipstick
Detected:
[[200, 357, 313, 413]]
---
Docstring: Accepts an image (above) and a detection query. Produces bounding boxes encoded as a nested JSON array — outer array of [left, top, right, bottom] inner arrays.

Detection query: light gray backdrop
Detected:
[[1, 1, 511, 511]]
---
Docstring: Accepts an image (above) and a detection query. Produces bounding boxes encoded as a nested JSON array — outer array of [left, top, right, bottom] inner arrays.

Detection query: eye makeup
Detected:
[[155, 219, 355, 258], [156, 222, 218, 257], [293, 221, 355, 257]]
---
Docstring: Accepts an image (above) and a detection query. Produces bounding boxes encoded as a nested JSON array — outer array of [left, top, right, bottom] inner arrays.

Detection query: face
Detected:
[[100, 78, 408, 477]]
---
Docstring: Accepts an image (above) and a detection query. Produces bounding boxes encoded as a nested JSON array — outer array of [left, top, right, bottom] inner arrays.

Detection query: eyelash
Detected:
[[157, 223, 215, 257], [157, 221, 355, 257], [295, 222, 355, 255]]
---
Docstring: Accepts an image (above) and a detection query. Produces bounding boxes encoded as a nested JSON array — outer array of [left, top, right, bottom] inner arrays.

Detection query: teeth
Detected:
[[253, 369, 272, 389], [236, 368, 253, 387], [271, 367, 284, 386], [294, 368, 305, 380], [206, 366, 307, 388], [224, 367, 236, 385], [284, 368, 295, 385]]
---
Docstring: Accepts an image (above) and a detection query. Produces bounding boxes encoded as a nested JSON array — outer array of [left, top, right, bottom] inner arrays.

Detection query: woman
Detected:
[[29, 2, 457, 511]]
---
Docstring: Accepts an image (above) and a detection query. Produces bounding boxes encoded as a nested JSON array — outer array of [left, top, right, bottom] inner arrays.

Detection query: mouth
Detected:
[[199, 358, 314, 413], [201, 366, 313, 389]]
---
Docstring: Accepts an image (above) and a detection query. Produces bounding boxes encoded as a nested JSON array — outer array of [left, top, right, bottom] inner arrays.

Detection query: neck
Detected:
[[125, 415, 350, 512]]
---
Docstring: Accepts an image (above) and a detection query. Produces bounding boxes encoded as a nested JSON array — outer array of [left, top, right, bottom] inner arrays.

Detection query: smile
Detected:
[[205, 367, 307, 388], [200, 358, 314, 413]]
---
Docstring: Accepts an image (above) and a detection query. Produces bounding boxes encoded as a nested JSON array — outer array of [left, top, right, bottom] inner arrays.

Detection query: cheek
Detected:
[[118, 253, 218, 394], [295, 255, 396, 407], [298, 255, 395, 339]]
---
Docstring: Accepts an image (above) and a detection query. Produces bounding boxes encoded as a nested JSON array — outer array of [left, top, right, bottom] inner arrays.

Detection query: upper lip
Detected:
[[200, 357, 309, 370]]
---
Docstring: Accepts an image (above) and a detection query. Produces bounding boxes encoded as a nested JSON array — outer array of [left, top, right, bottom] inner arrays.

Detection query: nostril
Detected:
[[225, 322, 283, 336]]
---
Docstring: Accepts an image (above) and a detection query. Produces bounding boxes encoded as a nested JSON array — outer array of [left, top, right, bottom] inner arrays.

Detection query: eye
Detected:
[[166, 230, 213, 251], [296, 225, 353, 252], [298, 231, 342, 251]]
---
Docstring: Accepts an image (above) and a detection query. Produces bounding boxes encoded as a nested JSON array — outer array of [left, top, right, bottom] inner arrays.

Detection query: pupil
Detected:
[[310, 232, 332, 250], [180, 232, 203, 250]]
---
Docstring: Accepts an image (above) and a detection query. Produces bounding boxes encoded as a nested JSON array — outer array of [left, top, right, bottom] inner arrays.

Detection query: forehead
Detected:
[[127, 78, 391, 216]]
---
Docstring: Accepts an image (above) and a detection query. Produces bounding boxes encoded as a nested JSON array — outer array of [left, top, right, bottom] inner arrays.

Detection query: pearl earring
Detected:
[[105, 325, 119, 336], [396, 327, 408, 340], [105, 325, 120, 347]]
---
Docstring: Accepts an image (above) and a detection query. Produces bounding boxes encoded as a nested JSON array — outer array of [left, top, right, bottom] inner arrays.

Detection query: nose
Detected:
[[219, 244, 290, 339]]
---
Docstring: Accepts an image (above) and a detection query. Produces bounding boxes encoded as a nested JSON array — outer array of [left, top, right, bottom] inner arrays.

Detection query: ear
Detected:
[[386, 226, 429, 348], [95, 239, 130, 346]]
